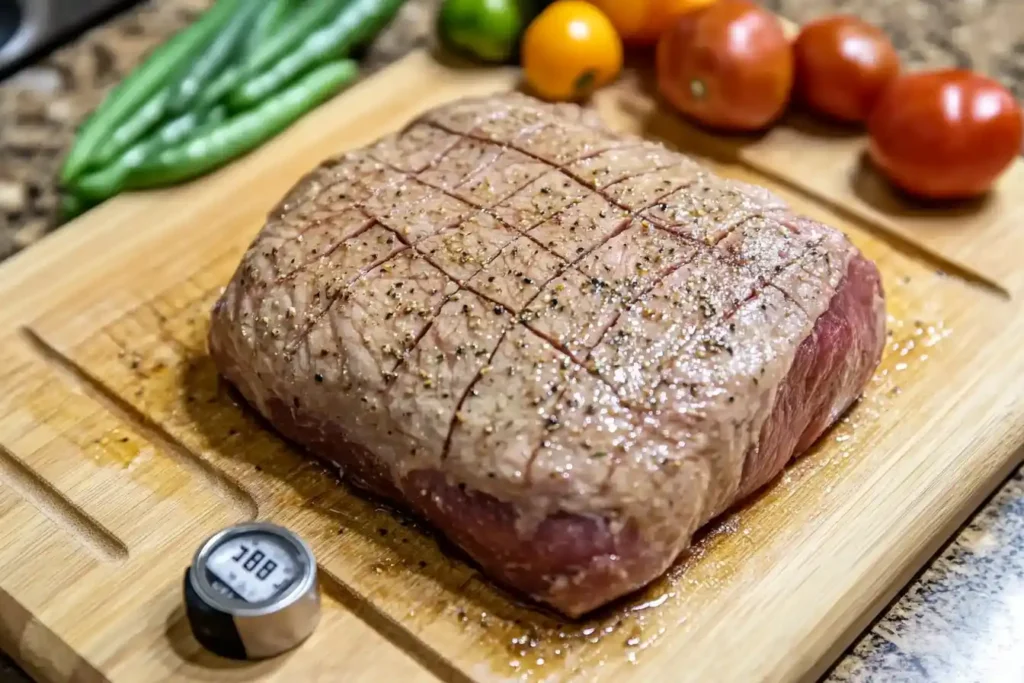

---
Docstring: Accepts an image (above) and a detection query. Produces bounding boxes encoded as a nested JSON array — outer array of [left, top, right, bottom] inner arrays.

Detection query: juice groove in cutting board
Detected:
[[0, 51, 1021, 683]]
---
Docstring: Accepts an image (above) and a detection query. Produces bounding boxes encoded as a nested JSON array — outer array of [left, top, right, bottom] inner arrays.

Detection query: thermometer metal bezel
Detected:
[[188, 522, 317, 618]]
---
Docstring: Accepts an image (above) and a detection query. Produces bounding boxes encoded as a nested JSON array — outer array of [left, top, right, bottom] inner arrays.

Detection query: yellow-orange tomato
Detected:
[[589, 0, 718, 45], [522, 1, 623, 101]]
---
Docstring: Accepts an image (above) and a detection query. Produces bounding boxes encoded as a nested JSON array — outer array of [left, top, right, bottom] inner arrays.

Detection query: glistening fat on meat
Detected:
[[209, 92, 886, 618]]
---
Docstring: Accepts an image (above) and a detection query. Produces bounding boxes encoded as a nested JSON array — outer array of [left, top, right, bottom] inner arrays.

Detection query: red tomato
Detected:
[[868, 70, 1023, 200], [589, 0, 718, 45], [656, 0, 794, 132], [794, 15, 900, 123]]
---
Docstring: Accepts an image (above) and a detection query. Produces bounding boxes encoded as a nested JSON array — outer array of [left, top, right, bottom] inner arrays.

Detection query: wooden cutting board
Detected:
[[1, 50, 1023, 683]]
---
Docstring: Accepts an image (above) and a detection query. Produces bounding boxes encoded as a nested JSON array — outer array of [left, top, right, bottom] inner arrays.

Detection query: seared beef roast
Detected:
[[209, 93, 886, 617]]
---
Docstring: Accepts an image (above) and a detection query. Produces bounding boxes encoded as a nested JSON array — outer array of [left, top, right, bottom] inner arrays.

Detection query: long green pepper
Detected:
[[59, 194, 97, 223], [91, 87, 171, 168], [167, 1, 262, 116], [127, 60, 359, 189], [59, 0, 241, 184], [245, 0, 302, 58], [195, 0, 296, 114], [196, 65, 241, 110], [242, 0, 348, 77], [160, 0, 298, 119], [72, 106, 229, 201], [231, 0, 407, 110]]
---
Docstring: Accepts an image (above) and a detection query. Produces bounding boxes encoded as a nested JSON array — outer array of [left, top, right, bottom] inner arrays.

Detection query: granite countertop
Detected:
[[1, 1, 1022, 681]]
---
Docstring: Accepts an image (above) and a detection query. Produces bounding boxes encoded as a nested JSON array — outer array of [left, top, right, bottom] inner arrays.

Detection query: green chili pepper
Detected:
[[242, 0, 348, 76], [90, 87, 172, 169], [167, 2, 261, 116], [196, 66, 241, 109], [60, 0, 241, 184], [127, 60, 359, 190], [231, 0, 405, 110], [159, 105, 229, 148], [59, 194, 97, 222], [245, 0, 301, 58], [72, 106, 228, 202]]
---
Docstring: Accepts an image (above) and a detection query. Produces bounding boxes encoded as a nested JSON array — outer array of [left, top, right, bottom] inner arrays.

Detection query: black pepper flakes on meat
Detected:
[[493, 305, 505, 315], [314, 373, 324, 383]]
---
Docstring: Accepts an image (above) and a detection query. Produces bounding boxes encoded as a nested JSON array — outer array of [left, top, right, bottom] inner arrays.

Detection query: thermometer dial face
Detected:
[[185, 523, 320, 661], [205, 531, 300, 605]]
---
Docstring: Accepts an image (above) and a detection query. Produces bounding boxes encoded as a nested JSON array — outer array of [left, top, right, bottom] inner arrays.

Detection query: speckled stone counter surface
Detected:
[[0, 1, 1022, 681]]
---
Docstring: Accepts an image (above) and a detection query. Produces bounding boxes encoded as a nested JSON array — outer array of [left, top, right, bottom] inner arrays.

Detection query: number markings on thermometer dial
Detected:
[[205, 532, 299, 604]]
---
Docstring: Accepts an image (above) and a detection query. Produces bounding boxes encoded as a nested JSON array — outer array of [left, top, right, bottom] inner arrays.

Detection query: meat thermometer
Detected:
[[184, 522, 321, 659]]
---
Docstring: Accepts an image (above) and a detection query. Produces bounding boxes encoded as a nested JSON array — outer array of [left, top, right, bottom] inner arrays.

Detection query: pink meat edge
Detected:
[[208, 253, 885, 619]]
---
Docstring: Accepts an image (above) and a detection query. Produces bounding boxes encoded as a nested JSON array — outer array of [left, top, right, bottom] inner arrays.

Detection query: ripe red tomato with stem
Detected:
[[793, 15, 901, 124], [868, 69, 1023, 200], [656, 0, 794, 132]]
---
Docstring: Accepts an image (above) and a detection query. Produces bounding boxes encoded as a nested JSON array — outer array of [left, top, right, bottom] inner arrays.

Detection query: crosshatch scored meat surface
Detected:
[[209, 93, 886, 617]]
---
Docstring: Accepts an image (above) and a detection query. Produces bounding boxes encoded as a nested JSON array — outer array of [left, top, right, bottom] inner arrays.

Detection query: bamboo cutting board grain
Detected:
[[1, 51, 1023, 683]]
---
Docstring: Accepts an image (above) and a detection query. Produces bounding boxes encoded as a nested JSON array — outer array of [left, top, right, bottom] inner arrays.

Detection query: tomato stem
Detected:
[[574, 69, 597, 95], [689, 78, 707, 100]]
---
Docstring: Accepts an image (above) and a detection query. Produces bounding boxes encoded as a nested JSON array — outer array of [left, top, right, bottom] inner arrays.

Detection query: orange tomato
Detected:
[[656, 0, 793, 131], [868, 69, 1023, 200], [522, 1, 624, 101], [794, 15, 901, 123], [590, 0, 718, 45]]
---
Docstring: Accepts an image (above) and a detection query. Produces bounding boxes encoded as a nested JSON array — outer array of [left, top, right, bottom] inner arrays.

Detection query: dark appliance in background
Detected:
[[0, 0, 140, 79]]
